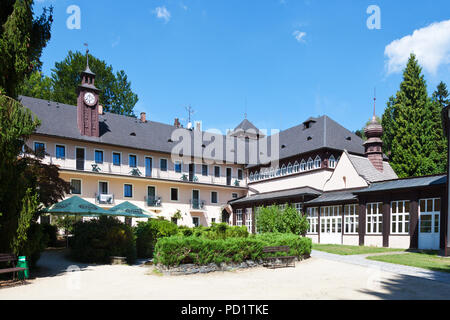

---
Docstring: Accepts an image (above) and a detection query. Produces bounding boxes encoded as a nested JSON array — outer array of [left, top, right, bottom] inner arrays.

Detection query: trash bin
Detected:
[[17, 256, 29, 280]]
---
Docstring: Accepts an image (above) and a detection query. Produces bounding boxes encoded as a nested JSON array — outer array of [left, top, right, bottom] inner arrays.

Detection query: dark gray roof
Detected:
[[21, 96, 366, 167], [347, 153, 398, 183], [247, 116, 366, 168], [354, 175, 446, 194], [305, 189, 361, 205], [229, 187, 322, 205], [234, 119, 259, 132]]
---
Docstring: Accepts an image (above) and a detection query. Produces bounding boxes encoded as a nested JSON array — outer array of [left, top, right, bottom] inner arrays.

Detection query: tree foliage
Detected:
[[255, 205, 309, 236], [381, 54, 448, 178], [0, 0, 53, 98], [19, 51, 139, 116]]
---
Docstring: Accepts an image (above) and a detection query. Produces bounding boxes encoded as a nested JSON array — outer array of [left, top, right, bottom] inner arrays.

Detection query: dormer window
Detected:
[[314, 156, 322, 169], [287, 163, 293, 174], [281, 165, 287, 175], [329, 155, 336, 168], [293, 161, 300, 173], [300, 160, 306, 172], [307, 158, 314, 170]]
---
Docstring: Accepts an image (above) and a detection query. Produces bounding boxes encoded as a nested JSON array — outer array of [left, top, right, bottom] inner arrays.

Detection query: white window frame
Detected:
[[294, 161, 300, 173], [300, 160, 306, 172], [245, 209, 252, 233], [366, 202, 383, 234], [294, 203, 303, 213], [329, 155, 336, 169], [314, 156, 322, 169], [236, 209, 243, 227], [98, 180, 109, 195], [419, 198, 441, 234], [174, 160, 183, 173], [344, 204, 359, 235], [307, 158, 314, 170], [159, 158, 168, 172], [287, 163, 293, 174], [94, 149, 104, 164], [391, 200, 410, 234], [33, 141, 47, 156], [306, 207, 319, 234], [112, 151, 122, 167], [128, 153, 138, 168], [249, 173, 254, 182]]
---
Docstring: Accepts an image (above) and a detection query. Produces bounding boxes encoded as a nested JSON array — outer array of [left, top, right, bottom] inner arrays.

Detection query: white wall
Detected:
[[323, 152, 368, 191], [364, 236, 383, 247], [389, 236, 410, 249]]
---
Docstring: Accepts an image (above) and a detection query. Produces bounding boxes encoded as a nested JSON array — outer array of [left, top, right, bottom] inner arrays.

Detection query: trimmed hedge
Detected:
[[135, 219, 179, 258], [154, 233, 312, 267], [71, 216, 136, 264]]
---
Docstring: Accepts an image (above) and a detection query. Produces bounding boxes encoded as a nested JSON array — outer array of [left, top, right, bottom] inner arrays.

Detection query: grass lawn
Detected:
[[367, 251, 450, 273], [312, 244, 406, 255]]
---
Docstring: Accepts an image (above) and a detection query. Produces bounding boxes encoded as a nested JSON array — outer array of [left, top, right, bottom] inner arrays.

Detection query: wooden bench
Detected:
[[0, 254, 26, 283], [263, 246, 296, 269]]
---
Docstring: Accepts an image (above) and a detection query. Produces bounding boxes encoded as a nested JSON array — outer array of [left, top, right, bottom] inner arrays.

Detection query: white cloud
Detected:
[[293, 30, 307, 43], [153, 6, 171, 23], [385, 20, 450, 75]]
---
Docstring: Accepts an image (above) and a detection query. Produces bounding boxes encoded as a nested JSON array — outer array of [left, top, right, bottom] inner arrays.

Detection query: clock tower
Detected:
[[77, 49, 100, 137]]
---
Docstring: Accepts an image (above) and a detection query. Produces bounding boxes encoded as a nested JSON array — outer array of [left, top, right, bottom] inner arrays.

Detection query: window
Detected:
[[249, 173, 254, 182], [281, 165, 287, 175], [306, 207, 318, 234], [129, 155, 137, 168], [320, 206, 342, 234], [214, 166, 220, 178], [202, 165, 208, 176], [391, 201, 410, 234], [237, 169, 243, 180], [269, 167, 275, 178], [279, 204, 286, 210], [192, 217, 200, 227], [307, 158, 314, 170], [287, 163, 293, 174], [70, 179, 82, 195], [366, 203, 383, 234], [275, 167, 281, 177], [170, 188, 179, 201], [124, 184, 133, 198], [344, 204, 359, 234], [34, 142, 45, 157], [211, 192, 218, 204], [329, 155, 336, 169], [95, 150, 104, 164], [232, 193, 238, 199], [56, 145, 65, 160], [245, 210, 252, 233], [236, 209, 243, 227], [211, 218, 216, 224], [294, 203, 303, 213], [254, 172, 259, 181], [160, 159, 168, 171], [299, 160, 306, 172], [314, 156, 322, 169], [174, 161, 182, 173], [419, 198, 440, 233], [113, 152, 121, 166]]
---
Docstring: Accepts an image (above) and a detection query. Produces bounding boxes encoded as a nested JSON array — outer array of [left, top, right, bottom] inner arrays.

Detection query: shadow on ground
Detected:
[[359, 273, 450, 300]]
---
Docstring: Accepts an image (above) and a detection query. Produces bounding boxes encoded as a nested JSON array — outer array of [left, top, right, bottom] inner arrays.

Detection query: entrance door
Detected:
[[99, 182, 108, 195], [320, 206, 342, 244], [419, 198, 441, 250], [145, 157, 152, 177], [76, 148, 85, 171]]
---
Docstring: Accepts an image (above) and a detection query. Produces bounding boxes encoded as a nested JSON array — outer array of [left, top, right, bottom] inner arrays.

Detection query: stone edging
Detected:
[[156, 256, 309, 276]]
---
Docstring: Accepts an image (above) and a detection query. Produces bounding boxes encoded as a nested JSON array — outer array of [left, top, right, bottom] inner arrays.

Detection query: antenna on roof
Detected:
[[244, 97, 248, 120], [185, 105, 195, 129]]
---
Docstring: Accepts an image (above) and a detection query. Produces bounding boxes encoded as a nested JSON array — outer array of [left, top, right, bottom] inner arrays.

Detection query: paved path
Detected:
[[1, 250, 450, 300], [311, 250, 450, 284]]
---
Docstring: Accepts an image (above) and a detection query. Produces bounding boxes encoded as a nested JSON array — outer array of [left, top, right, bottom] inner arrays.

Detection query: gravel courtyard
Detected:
[[1, 249, 449, 300]]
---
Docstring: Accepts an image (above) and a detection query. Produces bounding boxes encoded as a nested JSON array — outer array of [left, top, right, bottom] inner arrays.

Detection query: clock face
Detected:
[[84, 92, 96, 106]]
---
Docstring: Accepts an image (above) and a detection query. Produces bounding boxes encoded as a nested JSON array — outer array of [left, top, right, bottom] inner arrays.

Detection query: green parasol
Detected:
[[107, 201, 152, 218], [44, 196, 110, 217]]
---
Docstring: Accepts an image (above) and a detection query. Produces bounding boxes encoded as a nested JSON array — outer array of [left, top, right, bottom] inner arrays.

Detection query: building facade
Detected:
[[20, 59, 449, 252]]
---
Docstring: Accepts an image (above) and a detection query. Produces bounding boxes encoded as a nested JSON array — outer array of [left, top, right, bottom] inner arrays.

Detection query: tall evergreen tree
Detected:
[[382, 54, 447, 177], [0, 0, 53, 98]]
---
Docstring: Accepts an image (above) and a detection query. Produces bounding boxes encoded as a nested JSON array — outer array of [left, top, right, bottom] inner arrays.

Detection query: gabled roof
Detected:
[[234, 119, 259, 132], [306, 189, 362, 205], [347, 153, 398, 183], [354, 174, 446, 194]]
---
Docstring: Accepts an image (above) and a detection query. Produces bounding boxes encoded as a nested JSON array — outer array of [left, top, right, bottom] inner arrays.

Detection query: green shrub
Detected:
[[135, 219, 179, 258], [154, 233, 311, 267], [71, 216, 136, 264], [255, 205, 310, 235], [42, 224, 58, 247], [17, 222, 49, 268]]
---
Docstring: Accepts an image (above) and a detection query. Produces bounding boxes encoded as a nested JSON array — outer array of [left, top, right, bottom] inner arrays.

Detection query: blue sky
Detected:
[[34, 0, 450, 134]]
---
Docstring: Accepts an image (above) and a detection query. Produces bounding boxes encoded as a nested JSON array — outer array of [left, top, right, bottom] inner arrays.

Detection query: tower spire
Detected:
[[373, 88, 377, 121], [84, 43, 89, 69]]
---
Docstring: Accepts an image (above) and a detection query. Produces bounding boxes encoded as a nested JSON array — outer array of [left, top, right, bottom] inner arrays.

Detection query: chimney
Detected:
[[195, 121, 202, 132], [364, 117, 384, 172], [140, 112, 147, 123], [174, 118, 181, 128], [98, 105, 103, 115]]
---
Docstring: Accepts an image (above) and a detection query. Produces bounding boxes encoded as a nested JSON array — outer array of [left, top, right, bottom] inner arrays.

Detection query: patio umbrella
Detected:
[[107, 201, 152, 218], [44, 196, 110, 217]]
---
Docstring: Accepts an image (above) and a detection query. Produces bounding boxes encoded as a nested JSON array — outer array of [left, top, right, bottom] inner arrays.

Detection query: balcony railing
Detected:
[[190, 199, 206, 210], [145, 196, 162, 207], [95, 193, 115, 205]]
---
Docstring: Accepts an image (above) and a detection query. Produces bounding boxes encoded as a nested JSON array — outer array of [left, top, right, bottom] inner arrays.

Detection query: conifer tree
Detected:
[[382, 54, 447, 177]]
